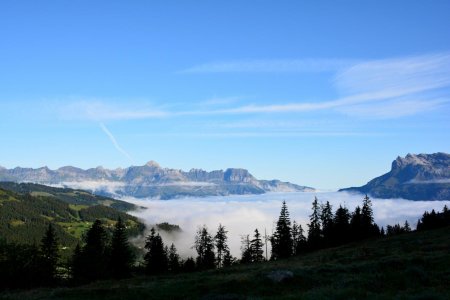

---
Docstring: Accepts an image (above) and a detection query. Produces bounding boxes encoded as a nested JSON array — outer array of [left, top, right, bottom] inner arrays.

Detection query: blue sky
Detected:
[[0, 0, 449, 189]]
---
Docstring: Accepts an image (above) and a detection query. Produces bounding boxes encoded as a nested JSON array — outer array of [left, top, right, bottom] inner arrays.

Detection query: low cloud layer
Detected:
[[124, 192, 450, 259]]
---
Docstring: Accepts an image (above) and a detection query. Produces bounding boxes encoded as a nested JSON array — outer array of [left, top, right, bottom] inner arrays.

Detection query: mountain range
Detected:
[[0, 161, 314, 199], [340, 152, 450, 200]]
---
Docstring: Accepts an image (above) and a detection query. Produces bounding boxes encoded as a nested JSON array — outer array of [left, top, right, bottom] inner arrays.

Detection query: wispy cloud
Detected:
[[61, 101, 168, 121], [60, 53, 450, 122], [180, 58, 358, 73], [99, 123, 133, 161]]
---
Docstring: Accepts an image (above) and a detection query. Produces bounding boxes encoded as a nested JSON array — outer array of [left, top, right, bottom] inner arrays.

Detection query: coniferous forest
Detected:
[[1, 193, 449, 293]]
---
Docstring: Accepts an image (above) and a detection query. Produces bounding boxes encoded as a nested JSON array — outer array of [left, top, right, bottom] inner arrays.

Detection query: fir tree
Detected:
[[144, 227, 168, 275], [214, 224, 229, 268], [110, 217, 135, 278], [333, 205, 351, 245], [250, 229, 265, 263], [194, 225, 215, 270], [40, 223, 59, 285], [403, 220, 411, 232], [307, 197, 322, 250], [240, 234, 252, 264], [81, 219, 110, 281], [222, 249, 235, 267], [320, 201, 334, 247], [271, 201, 293, 259], [168, 243, 180, 273]]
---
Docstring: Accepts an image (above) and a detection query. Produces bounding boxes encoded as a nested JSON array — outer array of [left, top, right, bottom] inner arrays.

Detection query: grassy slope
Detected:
[[2, 226, 449, 300], [0, 187, 144, 252], [0, 182, 136, 212]]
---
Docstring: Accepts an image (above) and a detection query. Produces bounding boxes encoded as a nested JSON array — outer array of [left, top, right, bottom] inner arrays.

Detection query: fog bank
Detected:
[[124, 192, 450, 258]]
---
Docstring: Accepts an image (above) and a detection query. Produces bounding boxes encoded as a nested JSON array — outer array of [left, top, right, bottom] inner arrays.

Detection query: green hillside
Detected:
[[0, 182, 137, 211], [0, 187, 145, 255], [1, 226, 449, 300]]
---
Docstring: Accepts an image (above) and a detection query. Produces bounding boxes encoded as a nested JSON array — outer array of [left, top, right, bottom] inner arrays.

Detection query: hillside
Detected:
[[0, 186, 145, 254], [340, 152, 450, 200], [0, 162, 314, 199], [0, 182, 137, 211], [1, 226, 448, 299]]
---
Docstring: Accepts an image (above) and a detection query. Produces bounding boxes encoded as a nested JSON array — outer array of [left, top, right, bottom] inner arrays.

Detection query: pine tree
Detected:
[[144, 227, 168, 275], [40, 223, 59, 285], [333, 205, 351, 245], [222, 249, 235, 267], [71, 243, 83, 283], [271, 201, 293, 259], [194, 225, 215, 270], [307, 197, 322, 250], [81, 219, 110, 281], [403, 220, 411, 232], [214, 224, 229, 268], [168, 243, 180, 273], [240, 234, 252, 264], [110, 217, 135, 278], [250, 229, 265, 263], [350, 206, 363, 241], [320, 201, 334, 247], [361, 195, 375, 238]]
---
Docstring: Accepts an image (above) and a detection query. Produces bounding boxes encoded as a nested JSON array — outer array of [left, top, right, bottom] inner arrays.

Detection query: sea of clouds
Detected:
[[123, 192, 450, 258]]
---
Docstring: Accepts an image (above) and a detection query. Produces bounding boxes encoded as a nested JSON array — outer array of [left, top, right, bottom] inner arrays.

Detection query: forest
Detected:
[[1, 193, 449, 290]]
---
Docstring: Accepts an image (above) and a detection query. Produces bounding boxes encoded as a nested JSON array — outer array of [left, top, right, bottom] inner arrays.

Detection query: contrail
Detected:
[[99, 122, 133, 161]]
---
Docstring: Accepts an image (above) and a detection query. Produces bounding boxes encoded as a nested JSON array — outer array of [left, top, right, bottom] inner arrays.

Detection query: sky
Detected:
[[0, 0, 449, 189]]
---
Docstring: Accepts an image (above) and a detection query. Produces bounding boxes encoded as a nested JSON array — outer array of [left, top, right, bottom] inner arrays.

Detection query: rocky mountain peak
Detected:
[[145, 160, 161, 168]]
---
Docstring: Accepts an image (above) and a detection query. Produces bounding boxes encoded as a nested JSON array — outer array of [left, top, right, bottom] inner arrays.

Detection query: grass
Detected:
[[57, 221, 93, 239], [1, 226, 449, 300]]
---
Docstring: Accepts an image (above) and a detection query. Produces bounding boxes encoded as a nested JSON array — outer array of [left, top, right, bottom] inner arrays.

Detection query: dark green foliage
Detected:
[[320, 201, 334, 247], [0, 187, 144, 252], [240, 234, 252, 264], [144, 228, 168, 275], [332, 205, 351, 245], [167, 243, 180, 273], [0, 182, 136, 211], [156, 222, 181, 232], [417, 206, 450, 231], [110, 218, 135, 278], [40, 223, 59, 285], [214, 224, 229, 268], [292, 221, 307, 255], [194, 225, 215, 270], [271, 201, 293, 259], [3, 226, 449, 300], [222, 249, 235, 267], [250, 229, 264, 263], [74, 220, 111, 282], [181, 257, 196, 272], [307, 197, 322, 250], [0, 242, 43, 289]]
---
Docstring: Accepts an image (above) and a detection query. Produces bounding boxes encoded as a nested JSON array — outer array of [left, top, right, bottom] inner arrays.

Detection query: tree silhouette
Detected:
[[40, 223, 59, 285], [250, 229, 264, 262], [144, 227, 168, 275], [333, 205, 351, 245], [78, 219, 110, 282], [194, 225, 215, 270], [320, 201, 334, 247], [240, 234, 252, 264], [168, 243, 180, 273], [110, 217, 135, 278], [271, 201, 293, 259], [214, 224, 229, 268], [307, 197, 322, 250]]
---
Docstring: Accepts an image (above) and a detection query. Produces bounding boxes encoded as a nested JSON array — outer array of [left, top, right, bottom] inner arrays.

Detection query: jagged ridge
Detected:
[[339, 152, 450, 200], [0, 161, 314, 199]]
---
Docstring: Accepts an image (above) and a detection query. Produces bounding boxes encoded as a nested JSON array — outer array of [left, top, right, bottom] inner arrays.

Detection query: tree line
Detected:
[[1, 196, 449, 290]]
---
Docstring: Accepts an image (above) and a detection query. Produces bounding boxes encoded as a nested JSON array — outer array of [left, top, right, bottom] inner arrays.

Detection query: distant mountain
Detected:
[[340, 152, 450, 200], [0, 161, 314, 199]]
